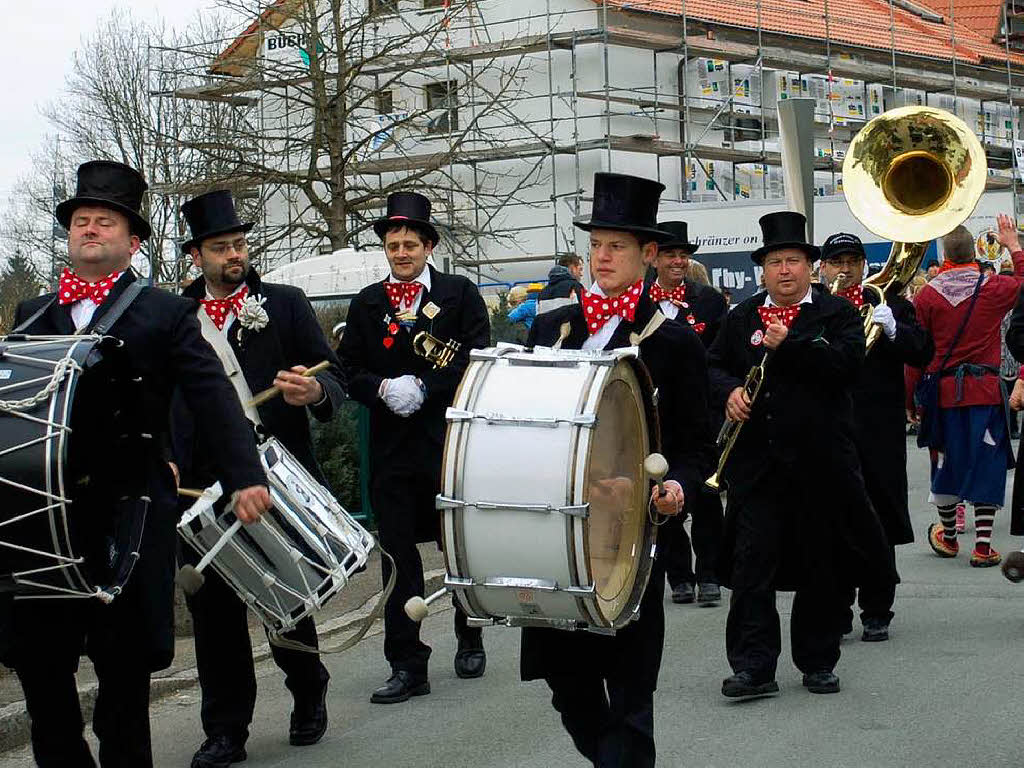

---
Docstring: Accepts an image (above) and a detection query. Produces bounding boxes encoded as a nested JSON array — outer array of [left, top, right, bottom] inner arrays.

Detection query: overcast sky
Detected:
[[1, 2, 220, 209]]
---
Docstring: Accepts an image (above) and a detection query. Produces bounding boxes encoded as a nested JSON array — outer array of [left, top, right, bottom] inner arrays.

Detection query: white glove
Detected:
[[871, 304, 897, 340], [380, 375, 425, 417]]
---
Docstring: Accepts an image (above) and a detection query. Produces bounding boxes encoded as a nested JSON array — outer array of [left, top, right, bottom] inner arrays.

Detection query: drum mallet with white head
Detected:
[[175, 490, 245, 596], [644, 453, 669, 497], [404, 587, 449, 622]]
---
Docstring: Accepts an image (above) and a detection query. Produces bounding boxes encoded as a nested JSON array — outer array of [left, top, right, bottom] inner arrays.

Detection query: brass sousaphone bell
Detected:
[[842, 106, 987, 350]]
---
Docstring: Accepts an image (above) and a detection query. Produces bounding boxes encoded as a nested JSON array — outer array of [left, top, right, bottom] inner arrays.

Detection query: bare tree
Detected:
[[151, 0, 548, 272]]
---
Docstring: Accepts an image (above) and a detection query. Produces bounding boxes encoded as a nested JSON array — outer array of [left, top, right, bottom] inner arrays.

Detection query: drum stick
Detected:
[[404, 587, 449, 623], [246, 360, 331, 408], [644, 453, 669, 497], [177, 487, 207, 499]]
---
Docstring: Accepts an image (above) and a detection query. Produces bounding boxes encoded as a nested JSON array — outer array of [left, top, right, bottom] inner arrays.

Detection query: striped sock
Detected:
[[974, 505, 998, 555], [937, 503, 958, 542]]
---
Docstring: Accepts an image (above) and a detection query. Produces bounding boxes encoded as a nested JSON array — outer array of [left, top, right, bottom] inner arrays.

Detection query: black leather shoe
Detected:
[[454, 648, 486, 679], [861, 619, 890, 643], [802, 670, 840, 694], [721, 671, 779, 699], [289, 685, 329, 746], [370, 670, 430, 704], [191, 735, 247, 768], [697, 582, 721, 606], [671, 583, 695, 604]]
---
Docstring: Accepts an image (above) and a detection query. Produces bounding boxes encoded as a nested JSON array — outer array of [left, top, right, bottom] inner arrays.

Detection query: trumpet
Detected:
[[705, 352, 768, 491], [413, 330, 460, 369], [842, 106, 986, 352]]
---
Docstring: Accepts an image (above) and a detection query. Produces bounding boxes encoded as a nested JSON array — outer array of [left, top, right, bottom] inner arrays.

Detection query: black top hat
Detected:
[[657, 221, 699, 254], [373, 192, 439, 246], [180, 190, 255, 254], [55, 160, 151, 241], [750, 211, 820, 265], [821, 232, 866, 262], [575, 173, 672, 243]]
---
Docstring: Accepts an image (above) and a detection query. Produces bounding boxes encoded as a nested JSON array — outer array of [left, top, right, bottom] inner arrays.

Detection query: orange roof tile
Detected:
[[605, 0, 1024, 67], [914, 0, 1004, 40]]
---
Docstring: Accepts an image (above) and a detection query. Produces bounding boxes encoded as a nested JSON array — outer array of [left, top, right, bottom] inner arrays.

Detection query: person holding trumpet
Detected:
[[708, 212, 892, 700], [171, 190, 346, 767]]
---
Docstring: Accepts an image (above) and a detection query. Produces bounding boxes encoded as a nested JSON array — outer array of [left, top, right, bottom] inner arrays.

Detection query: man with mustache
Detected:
[[172, 190, 346, 768]]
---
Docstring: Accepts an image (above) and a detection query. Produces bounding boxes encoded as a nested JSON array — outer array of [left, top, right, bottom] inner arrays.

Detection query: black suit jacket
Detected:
[[171, 269, 346, 489], [645, 277, 728, 351], [521, 292, 714, 691], [1005, 292, 1024, 535], [708, 284, 893, 590], [337, 265, 490, 475], [850, 289, 933, 545], [4, 271, 264, 670]]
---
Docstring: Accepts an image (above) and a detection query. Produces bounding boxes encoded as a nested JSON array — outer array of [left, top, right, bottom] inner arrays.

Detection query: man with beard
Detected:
[[172, 190, 346, 768], [819, 233, 933, 642], [524, 173, 714, 767], [709, 212, 893, 699], [1, 162, 270, 767], [648, 220, 728, 607]]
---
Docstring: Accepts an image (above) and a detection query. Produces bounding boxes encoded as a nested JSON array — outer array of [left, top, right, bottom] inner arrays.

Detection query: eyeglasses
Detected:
[[206, 238, 249, 256]]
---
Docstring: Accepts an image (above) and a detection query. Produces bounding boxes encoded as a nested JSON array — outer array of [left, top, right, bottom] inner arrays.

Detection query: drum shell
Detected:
[[440, 347, 657, 632]]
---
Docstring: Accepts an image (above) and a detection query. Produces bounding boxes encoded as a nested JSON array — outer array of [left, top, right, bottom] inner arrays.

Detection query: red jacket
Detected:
[[907, 250, 1024, 409]]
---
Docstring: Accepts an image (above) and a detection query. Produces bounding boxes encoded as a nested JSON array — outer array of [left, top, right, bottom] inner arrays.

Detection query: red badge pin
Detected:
[[751, 329, 764, 346], [383, 336, 394, 349]]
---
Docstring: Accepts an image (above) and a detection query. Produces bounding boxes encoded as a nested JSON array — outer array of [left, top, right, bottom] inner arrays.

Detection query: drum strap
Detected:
[[197, 311, 262, 425], [87, 282, 143, 335], [629, 310, 666, 347], [11, 298, 56, 334]]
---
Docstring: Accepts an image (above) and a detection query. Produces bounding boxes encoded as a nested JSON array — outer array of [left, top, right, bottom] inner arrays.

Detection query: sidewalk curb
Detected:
[[0, 569, 448, 755]]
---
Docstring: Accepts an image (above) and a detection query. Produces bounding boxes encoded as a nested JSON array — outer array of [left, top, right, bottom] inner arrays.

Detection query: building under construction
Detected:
[[149, 0, 1024, 294]]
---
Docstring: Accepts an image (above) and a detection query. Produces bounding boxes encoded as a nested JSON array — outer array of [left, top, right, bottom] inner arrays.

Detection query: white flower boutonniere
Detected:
[[237, 294, 270, 333]]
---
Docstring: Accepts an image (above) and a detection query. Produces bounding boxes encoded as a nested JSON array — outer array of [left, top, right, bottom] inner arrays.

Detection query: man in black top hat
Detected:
[[1, 161, 270, 768], [818, 233, 932, 642], [337, 191, 491, 703], [170, 190, 346, 766], [647, 220, 727, 608], [524, 173, 714, 767], [708, 212, 893, 700]]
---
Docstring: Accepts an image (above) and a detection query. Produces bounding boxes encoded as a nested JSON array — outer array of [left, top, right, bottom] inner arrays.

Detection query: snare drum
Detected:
[[439, 345, 659, 632], [0, 334, 148, 601], [178, 437, 375, 634]]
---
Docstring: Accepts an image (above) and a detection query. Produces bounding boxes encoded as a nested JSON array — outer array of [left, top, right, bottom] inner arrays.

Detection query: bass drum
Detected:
[[439, 345, 659, 632]]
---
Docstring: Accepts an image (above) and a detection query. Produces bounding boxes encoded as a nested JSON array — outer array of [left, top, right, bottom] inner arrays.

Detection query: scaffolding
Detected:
[[146, 0, 1024, 283]]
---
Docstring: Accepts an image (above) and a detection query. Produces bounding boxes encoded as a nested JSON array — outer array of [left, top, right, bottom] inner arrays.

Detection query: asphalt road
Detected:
[[4, 439, 1024, 767]]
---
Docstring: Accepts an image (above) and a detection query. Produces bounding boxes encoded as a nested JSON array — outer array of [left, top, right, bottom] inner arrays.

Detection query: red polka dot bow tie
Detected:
[[200, 286, 249, 331], [757, 304, 802, 329], [582, 280, 644, 334], [57, 268, 123, 306], [385, 281, 424, 312], [648, 282, 687, 305], [837, 284, 864, 309]]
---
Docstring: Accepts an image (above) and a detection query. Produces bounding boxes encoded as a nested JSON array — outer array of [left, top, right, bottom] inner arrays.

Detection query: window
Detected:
[[375, 89, 394, 115], [425, 80, 458, 135], [368, 0, 398, 17]]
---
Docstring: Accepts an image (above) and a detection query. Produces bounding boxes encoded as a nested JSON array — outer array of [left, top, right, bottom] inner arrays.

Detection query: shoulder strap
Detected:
[[936, 273, 985, 373], [11, 297, 57, 334], [629, 310, 667, 346], [197, 310, 262, 425], [86, 281, 143, 336]]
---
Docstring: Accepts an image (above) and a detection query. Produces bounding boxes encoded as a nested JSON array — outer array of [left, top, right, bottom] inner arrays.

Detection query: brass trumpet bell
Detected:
[[413, 330, 461, 369], [842, 105, 987, 245]]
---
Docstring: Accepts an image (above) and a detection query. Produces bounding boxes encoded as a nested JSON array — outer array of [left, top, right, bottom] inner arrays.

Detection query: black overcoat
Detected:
[[336, 265, 490, 539], [171, 269, 346, 488], [519, 292, 715, 691], [1004, 291, 1024, 535], [707, 285, 895, 591], [849, 289, 933, 545], [1, 272, 264, 671]]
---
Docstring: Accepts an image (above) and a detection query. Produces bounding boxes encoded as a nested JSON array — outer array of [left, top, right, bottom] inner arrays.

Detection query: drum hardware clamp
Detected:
[[435, 495, 589, 519], [445, 409, 596, 429]]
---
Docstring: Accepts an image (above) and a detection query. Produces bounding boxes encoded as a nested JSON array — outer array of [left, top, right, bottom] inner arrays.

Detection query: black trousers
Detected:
[[725, 489, 842, 678], [843, 544, 898, 625], [546, 674, 655, 768], [664, 487, 724, 587], [182, 546, 330, 740], [373, 469, 481, 675], [8, 601, 153, 767]]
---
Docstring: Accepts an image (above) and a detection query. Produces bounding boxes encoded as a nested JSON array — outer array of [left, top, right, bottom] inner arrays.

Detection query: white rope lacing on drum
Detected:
[[0, 354, 77, 412]]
